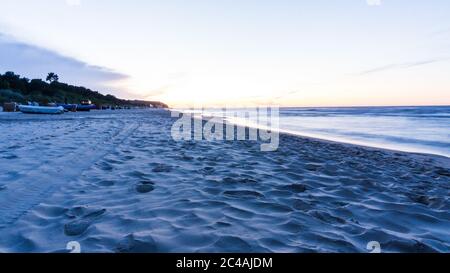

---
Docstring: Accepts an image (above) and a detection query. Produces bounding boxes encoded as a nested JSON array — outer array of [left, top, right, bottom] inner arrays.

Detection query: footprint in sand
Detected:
[[97, 162, 113, 171], [152, 164, 172, 173], [7, 144, 22, 149], [64, 208, 106, 236], [122, 155, 135, 161], [407, 193, 431, 206], [136, 181, 155, 193], [279, 183, 308, 193], [305, 163, 321, 172], [200, 166, 215, 175], [2, 154, 18, 160], [98, 180, 115, 187], [434, 167, 450, 177], [309, 210, 346, 225], [116, 234, 158, 253], [181, 154, 194, 161], [223, 190, 264, 199], [292, 199, 312, 211]]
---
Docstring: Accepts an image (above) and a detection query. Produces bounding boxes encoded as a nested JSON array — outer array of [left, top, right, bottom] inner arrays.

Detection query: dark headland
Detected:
[[0, 71, 168, 108]]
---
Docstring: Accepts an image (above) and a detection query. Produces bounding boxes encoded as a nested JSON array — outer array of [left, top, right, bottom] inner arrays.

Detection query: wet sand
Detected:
[[0, 109, 449, 253]]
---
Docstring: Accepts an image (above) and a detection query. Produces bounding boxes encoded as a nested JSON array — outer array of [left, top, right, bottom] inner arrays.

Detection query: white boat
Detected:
[[19, 105, 65, 115]]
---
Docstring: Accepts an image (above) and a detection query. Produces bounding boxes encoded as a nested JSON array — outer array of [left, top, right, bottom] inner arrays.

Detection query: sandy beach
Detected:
[[0, 109, 449, 253]]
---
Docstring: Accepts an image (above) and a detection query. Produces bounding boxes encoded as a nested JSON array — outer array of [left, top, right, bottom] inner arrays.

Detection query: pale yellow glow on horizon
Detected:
[[124, 61, 450, 108]]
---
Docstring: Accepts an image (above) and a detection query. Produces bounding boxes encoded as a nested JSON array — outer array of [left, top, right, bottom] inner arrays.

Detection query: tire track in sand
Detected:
[[0, 120, 140, 229]]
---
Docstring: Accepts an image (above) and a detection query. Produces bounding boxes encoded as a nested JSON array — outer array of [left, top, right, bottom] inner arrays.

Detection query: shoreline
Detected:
[[279, 128, 450, 160], [187, 112, 450, 162], [279, 130, 450, 166], [173, 105, 450, 160], [2, 109, 450, 160]]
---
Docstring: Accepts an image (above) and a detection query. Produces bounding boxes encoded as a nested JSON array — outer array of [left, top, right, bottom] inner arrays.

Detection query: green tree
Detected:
[[3, 71, 20, 81], [30, 79, 48, 92], [46, 72, 59, 83], [0, 80, 10, 90]]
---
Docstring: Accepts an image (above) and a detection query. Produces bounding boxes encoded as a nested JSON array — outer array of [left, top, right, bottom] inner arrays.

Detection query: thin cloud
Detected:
[[65, 0, 81, 7], [430, 27, 450, 36], [358, 57, 450, 76], [366, 0, 382, 6], [0, 33, 129, 96], [268, 56, 450, 103], [143, 85, 172, 98], [142, 72, 189, 99]]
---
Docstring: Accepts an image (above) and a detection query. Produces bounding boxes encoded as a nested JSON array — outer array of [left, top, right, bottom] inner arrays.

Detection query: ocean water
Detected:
[[195, 106, 450, 158]]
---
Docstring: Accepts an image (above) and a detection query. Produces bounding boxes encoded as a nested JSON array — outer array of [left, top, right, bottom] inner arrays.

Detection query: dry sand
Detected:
[[0, 109, 448, 252]]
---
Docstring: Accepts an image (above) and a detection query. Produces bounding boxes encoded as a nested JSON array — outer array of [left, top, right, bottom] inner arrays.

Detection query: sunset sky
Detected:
[[1, 0, 449, 107]]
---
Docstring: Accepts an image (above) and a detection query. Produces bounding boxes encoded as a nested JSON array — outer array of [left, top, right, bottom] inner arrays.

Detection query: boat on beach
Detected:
[[19, 105, 65, 115], [58, 104, 78, 112], [76, 104, 96, 111], [77, 100, 96, 112]]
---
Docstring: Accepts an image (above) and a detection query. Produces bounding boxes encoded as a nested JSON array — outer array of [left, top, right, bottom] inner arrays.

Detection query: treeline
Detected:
[[0, 71, 168, 108]]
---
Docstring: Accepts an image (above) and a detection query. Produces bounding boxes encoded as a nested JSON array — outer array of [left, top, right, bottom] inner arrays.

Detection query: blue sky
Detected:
[[0, 0, 449, 106]]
